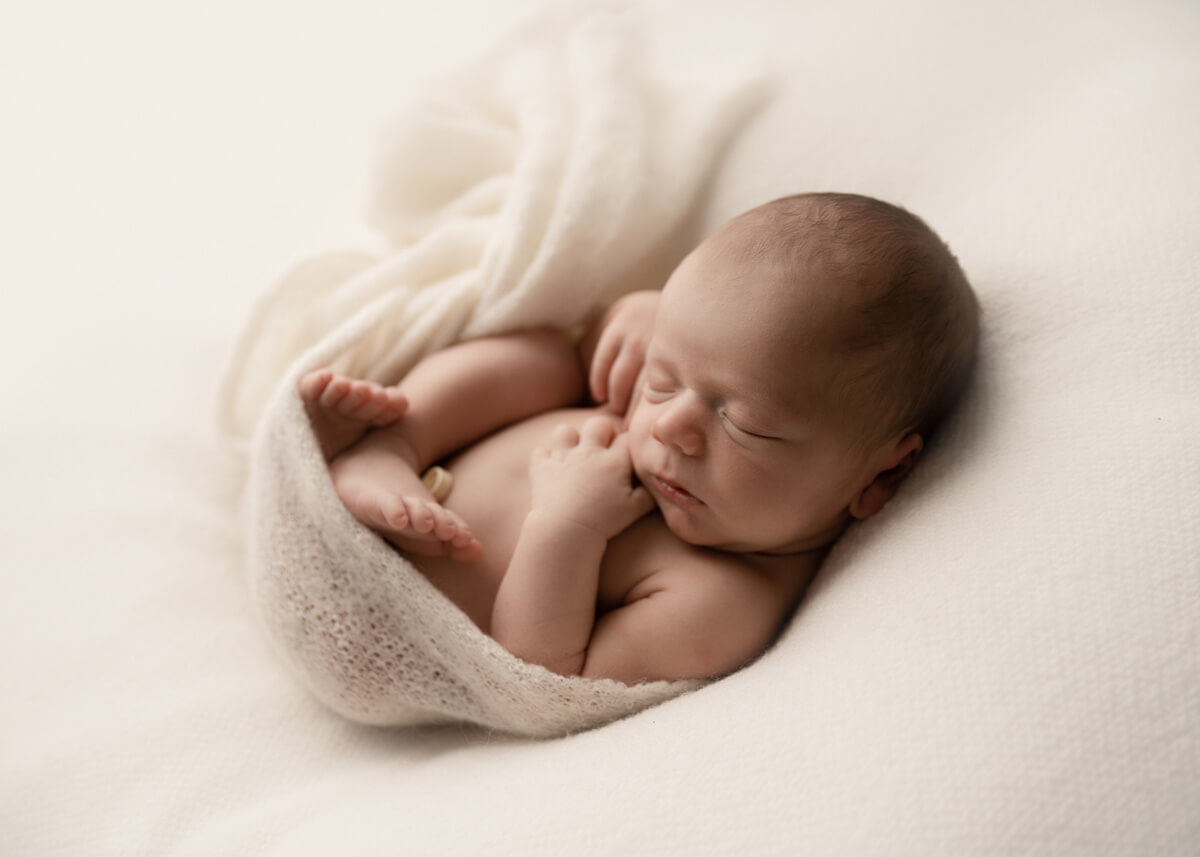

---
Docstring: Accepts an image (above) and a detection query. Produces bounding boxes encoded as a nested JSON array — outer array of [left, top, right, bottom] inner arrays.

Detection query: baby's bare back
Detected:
[[410, 405, 703, 632]]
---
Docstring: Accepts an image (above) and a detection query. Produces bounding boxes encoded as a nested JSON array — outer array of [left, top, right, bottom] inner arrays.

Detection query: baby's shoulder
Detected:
[[589, 518, 806, 681], [666, 541, 801, 618], [613, 515, 802, 625]]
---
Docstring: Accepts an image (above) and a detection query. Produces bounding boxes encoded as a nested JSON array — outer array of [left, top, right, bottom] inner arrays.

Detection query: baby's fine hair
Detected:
[[742, 191, 981, 447]]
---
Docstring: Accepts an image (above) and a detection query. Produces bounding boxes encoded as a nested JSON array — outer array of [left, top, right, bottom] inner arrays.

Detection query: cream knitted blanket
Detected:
[[216, 3, 771, 736]]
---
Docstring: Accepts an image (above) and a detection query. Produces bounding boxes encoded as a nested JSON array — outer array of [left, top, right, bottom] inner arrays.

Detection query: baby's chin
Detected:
[[657, 503, 796, 553], [655, 500, 722, 547]]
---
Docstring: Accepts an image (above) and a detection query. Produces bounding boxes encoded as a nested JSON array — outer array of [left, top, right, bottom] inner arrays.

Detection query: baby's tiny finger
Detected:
[[551, 423, 580, 448], [589, 330, 619, 402], [581, 415, 617, 447], [630, 485, 655, 517], [608, 348, 643, 414]]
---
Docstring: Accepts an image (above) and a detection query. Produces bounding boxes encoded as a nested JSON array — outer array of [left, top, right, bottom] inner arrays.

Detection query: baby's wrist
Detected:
[[524, 508, 610, 545]]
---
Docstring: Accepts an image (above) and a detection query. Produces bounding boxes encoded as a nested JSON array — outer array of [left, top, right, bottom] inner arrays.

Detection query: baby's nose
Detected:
[[651, 396, 704, 456]]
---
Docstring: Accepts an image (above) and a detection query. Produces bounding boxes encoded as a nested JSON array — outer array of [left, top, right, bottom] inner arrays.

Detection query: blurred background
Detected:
[[0, 0, 545, 457]]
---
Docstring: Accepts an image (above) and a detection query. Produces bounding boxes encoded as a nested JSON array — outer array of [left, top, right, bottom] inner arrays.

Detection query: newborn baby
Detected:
[[298, 192, 980, 685]]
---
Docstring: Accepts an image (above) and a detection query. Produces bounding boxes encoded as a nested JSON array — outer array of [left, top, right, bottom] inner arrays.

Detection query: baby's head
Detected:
[[626, 192, 980, 555]]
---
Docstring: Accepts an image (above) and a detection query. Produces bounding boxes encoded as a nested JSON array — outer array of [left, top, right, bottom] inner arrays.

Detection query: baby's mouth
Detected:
[[653, 474, 704, 509]]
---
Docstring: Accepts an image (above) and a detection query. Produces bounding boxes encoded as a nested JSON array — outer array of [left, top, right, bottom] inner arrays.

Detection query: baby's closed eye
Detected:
[[643, 385, 674, 402], [719, 410, 780, 442]]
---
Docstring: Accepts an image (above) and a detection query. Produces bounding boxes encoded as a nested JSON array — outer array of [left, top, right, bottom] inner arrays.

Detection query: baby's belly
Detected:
[[409, 406, 654, 632]]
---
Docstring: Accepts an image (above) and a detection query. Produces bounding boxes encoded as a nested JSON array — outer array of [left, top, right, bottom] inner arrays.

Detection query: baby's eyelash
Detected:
[[719, 410, 774, 440]]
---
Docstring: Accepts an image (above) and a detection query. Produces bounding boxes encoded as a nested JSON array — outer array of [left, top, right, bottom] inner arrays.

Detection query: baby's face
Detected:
[[626, 226, 877, 554]]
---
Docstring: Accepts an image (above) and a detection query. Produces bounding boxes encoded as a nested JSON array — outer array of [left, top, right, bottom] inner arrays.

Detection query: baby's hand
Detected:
[[581, 290, 660, 416], [529, 416, 654, 540]]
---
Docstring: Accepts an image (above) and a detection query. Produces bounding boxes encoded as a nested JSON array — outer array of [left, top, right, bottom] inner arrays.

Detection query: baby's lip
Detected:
[[653, 473, 704, 508]]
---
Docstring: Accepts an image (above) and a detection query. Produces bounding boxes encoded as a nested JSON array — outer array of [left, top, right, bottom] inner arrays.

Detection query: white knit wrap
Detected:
[[216, 2, 771, 736]]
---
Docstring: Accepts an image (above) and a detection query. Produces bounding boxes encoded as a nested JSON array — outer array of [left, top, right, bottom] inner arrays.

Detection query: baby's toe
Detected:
[[449, 537, 483, 563], [446, 510, 475, 541], [430, 507, 462, 543], [369, 389, 409, 426], [378, 494, 409, 530], [385, 389, 409, 413], [353, 387, 393, 421], [338, 383, 373, 414], [318, 377, 351, 407], [298, 369, 333, 400], [402, 497, 436, 534]]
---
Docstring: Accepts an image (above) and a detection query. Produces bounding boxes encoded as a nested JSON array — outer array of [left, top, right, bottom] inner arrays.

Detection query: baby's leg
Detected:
[[303, 328, 584, 559]]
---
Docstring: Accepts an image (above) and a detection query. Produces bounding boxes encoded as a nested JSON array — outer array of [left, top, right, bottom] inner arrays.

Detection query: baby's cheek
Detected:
[[731, 464, 795, 515], [723, 451, 773, 488], [625, 410, 652, 451]]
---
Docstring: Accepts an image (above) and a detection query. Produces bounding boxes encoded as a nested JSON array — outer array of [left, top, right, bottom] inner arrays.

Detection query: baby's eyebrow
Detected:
[[645, 349, 676, 370]]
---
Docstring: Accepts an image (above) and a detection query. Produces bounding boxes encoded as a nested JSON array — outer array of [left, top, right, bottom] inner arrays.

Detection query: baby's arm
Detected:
[[490, 416, 653, 676], [578, 290, 660, 416], [576, 563, 784, 684]]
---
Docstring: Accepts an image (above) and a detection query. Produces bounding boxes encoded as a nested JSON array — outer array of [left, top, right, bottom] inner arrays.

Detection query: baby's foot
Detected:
[[354, 491, 483, 562], [298, 369, 409, 460]]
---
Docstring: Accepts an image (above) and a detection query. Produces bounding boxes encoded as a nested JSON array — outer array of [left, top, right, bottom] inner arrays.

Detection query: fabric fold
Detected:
[[216, 0, 772, 736]]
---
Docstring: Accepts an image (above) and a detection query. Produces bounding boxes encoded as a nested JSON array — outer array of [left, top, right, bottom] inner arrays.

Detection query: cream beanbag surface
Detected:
[[5, 0, 1197, 854]]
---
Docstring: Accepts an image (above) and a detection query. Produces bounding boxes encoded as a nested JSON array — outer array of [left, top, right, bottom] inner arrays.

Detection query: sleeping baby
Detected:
[[297, 192, 980, 685]]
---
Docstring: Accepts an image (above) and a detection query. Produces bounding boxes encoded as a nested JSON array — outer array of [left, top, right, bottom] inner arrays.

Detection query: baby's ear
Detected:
[[848, 432, 923, 520]]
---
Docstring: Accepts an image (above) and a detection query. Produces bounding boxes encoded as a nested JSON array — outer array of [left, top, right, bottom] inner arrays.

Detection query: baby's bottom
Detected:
[[300, 328, 585, 557]]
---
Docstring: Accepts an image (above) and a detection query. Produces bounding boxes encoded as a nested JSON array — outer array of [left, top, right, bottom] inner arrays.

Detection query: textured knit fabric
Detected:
[[217, 2, 769, 736]]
